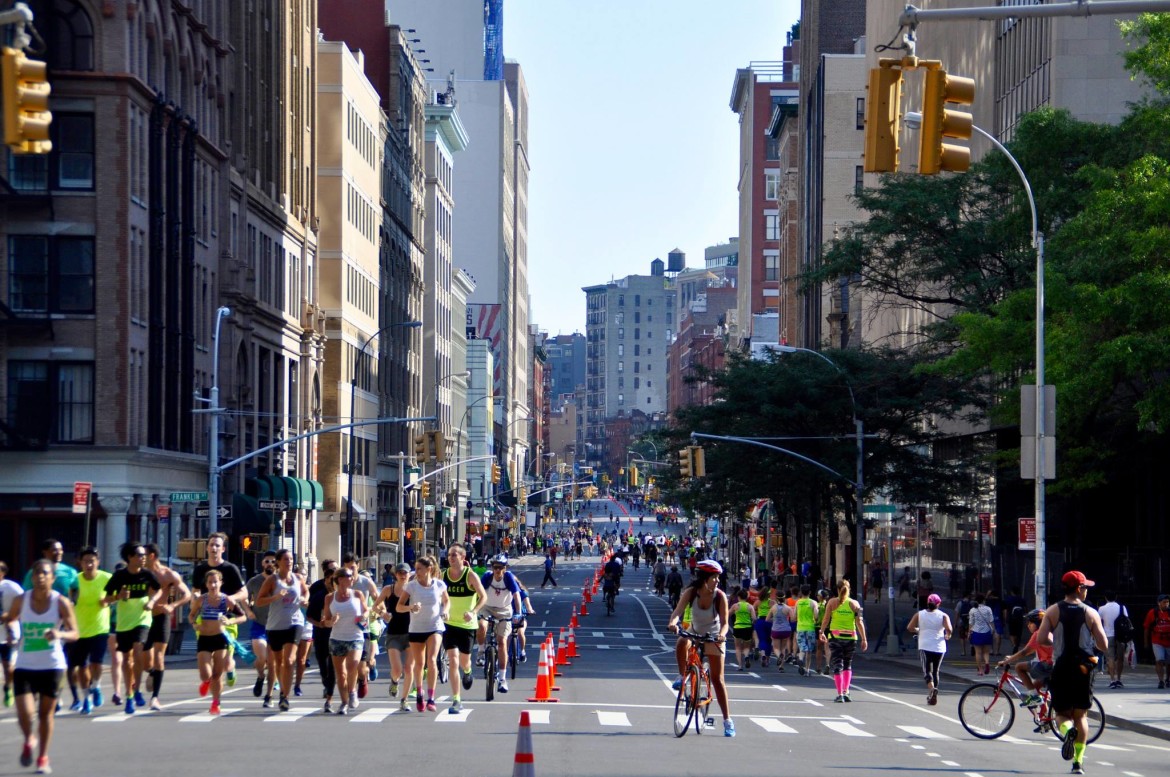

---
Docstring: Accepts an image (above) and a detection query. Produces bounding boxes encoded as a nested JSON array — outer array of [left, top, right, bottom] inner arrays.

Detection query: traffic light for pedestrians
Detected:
[[678, 448, 692, 478], [491, 462, 501, 484], [1, 47, 52, 154], [429, 430, 445, 462], [420, 481, 430, 500], [918, 66, 975, 175], [863, 61, 902, 173]]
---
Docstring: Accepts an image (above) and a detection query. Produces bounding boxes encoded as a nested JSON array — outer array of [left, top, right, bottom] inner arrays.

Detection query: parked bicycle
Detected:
[[958, 665, 1105, 743], [673, 630, 717, 737]]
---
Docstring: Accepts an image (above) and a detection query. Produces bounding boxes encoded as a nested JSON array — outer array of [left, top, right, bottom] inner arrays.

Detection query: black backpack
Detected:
[[1113, 605, 1135, 643]]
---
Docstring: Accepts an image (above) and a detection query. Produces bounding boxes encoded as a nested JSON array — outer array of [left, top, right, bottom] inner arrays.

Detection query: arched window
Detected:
[[30, 1, 95, 72]]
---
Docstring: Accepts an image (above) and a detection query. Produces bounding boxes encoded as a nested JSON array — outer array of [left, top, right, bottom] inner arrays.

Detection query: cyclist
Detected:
[[652, 559, 667, 596], [996, 608, 1052, 707], [665, 566, 684, 609], [603, 553, 624, 591], [666, 559, 734, 737], [477, 555, 521, 695]]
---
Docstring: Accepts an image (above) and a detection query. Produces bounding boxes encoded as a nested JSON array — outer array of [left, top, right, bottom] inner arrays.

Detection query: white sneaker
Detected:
[[497, 678, 509, 693]]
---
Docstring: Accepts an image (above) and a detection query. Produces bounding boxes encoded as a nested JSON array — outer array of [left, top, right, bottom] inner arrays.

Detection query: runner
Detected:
[[440, 545, 486, 712], [0, 560, 24, 708], [1037, 570, 1109, 775], [142, 543, 191, 711], [767, 588, 793, 671], [373, 563, 412, 710], [794, 585, 820, 676], [244, 550, 276, 702], [22, 540, 79, 708], [818, 579, 868, 702], [189, 569, 245, 715], [254, 548, 308, 712], [730, 588, 755, 670], [478, 555, 520, 694], [340, 553, 379, 700], [305, 560, 338, 712], [906, 593, 952, 705], [398, 555, 448, 712], [293, 563, 313, 698], [191, 533, 248, 688], [67, 547, 111, 715], [666, 559, 734, 737], [323, 566, 368, 715], [101, 543, 161, 715], [3, 559, 79, 775]]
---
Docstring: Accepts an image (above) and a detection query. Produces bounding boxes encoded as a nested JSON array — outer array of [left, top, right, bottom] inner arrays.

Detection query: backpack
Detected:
[[1113, 605, 1135, 643]]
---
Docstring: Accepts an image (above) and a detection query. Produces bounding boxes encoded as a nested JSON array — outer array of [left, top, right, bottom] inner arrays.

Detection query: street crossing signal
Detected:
[[240, 533, 268, 551], [678, 448, 692, 478], [429, 430, 445, 462], [420, 481, 430, 500], [863, 61, 903, 173], [491, 462, 501, 484], [1, 47, 52, 154], [918, 66, 975, 175]]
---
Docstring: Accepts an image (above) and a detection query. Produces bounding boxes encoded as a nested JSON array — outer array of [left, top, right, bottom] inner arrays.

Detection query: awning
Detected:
[[343, 497, 366, 516], [231, 492, 269, 535], [246, 475, 324, 510]]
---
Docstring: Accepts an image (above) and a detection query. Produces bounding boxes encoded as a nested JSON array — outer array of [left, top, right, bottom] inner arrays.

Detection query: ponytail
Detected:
[[837, 578, 851, 602]]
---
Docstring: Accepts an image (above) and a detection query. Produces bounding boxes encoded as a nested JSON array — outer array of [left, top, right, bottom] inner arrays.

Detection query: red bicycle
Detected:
[[957, 666, 1105, 743]]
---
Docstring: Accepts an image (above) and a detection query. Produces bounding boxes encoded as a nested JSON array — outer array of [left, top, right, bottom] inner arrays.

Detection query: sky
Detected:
[[506, 0, 802, 337]]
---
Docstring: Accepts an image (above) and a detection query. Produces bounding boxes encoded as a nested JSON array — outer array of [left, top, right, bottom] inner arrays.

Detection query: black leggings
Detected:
[[828, 638, 857, 674], [313, 631, 336, 697], [920, 650, 944, 687]]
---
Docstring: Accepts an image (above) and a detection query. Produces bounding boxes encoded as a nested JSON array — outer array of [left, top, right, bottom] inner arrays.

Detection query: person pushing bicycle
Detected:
[[997, 608, 1052, 707]]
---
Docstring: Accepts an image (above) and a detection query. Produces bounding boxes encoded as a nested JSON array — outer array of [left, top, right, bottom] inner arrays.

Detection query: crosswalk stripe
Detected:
[[522, 709, 551, 724], [596, 711, 631, 727], [436, 709, 472, 722], [179, 708, 242, 722], [350, 707, 396, 723], [897, 725, 952, 740], [750, 717, 798, 733], [621, 632, 634, 639], [264, 707, 318, 722], [592, 631, 605, 637], [821, 720, 874, 737], [626, 645, 642, 651]]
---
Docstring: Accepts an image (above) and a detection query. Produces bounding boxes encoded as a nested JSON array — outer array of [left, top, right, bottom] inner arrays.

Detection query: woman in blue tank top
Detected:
[[188, 570, 245, 715]]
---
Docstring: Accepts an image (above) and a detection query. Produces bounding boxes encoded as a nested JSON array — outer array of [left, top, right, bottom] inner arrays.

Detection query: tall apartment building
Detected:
[[667, 283, 736, 414], [0, 1, 323, 570], [582, 260, 677, 473], [544, 333, 587, 404]]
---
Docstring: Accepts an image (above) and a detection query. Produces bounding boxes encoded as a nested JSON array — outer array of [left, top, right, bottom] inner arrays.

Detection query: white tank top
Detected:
[[917, 608, 949, 653], [15, 591, 67, 671], [328, 592, 364, 642]]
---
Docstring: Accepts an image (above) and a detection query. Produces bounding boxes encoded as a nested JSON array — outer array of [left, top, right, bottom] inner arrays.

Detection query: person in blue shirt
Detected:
[[540, 553, 557, 588], [22, 540, 78, 597], [477, 556, 521, 694]]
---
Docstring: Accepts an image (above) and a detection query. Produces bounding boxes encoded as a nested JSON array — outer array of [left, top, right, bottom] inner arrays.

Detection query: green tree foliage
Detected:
[[1121, 13, 1170, 95]]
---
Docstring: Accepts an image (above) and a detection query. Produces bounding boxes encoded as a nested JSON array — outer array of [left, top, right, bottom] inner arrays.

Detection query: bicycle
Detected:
[[673, 630, 717, 737], [957, 665, 1105, 743], [509, 618, 523, 680], [480, 613, 516, 701], [604, 581, 618, 616]]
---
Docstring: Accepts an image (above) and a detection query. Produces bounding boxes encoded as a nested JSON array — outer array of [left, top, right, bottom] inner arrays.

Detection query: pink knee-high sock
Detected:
[[834, 673, 845, 693], [842, 669, 853, 691]]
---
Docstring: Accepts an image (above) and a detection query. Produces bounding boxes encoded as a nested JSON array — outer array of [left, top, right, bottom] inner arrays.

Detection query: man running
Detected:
[[101, 543, 161, 714], [23, 540, 80, 708], [191, 533, 248, 688], [141, 543, 190, 710], [440, 544, 487, 712], [67, 547, 111, 714], [245, 551, 277, 703], [1037, 570, 1109, 775], [478, 555, 521, 694]]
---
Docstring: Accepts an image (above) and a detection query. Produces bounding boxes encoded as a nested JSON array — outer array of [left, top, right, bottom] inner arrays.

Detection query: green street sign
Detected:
[[863, 504, 898, 513], [170, 491, 208, 502]]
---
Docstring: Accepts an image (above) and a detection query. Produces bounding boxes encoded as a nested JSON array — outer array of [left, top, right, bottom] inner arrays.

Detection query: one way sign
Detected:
[[196, 505, 232, 519]]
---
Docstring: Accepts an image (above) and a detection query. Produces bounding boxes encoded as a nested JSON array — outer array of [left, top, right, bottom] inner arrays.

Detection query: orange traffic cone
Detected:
[[580, 597, 589, 617], [583, 586, 592, 603], [556, 629, 571, 667], [512, 711, 536, 777], [546, 639, 561, 691], [570, 605, 579, 629], [526, 646, 557, 702], [568, 627, 579, 658]]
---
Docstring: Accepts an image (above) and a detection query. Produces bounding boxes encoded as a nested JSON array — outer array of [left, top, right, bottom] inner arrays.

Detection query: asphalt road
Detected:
[[2, 519, 1167, 776]]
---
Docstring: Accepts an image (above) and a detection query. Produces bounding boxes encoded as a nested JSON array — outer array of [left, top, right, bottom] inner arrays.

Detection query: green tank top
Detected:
[[733, 602, 754, 629], [756, 599, 771, 618], [443, 567, 478, 630], [796, 598, 817, 631], [75, 571, 112, 639], [829, 597, 859, 640]]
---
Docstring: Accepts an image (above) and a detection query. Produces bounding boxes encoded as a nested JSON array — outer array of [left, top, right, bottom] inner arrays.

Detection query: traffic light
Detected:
[[629, 465, 639, 487], [241, 535, 253, 551], [1, 47, 51, 154], [517, 486, 527, 504], [491, 462, 501, 484], [918, 66, 975, 175], [863, 61, 902, 173], [420, 481, 431, 500], [413, 433, 429, 459], [678, 447, 693, 478], [429, 430, 445, 462], [691, 446, 706, 478]]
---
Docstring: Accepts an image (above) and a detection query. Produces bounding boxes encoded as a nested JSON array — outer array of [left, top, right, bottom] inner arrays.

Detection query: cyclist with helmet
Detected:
[[477, 555, 521, 695], [906, 593, 953, 705], [665, 559, 736, 737], [998, 608, 1054, 708]]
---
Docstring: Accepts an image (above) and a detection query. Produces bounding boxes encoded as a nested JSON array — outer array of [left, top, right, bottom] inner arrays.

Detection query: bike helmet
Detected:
[[1025, 608, 1043, 626], [695, 559, 723, 575], [491, 554, 509, 566]]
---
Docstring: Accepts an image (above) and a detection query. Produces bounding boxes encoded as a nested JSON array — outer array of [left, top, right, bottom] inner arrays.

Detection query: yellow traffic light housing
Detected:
[[1, 47, 51, 154], [863, 61, 902, 173], [691, 446, 706, 478], [420, 480, 431, 500], [629, 465, 639, 487], [918, 66, 975, 175], [678, 448, 692, 478], [429, 430, 445, 462], [491, 463, 501, 484], [413, 433, 429, 459]]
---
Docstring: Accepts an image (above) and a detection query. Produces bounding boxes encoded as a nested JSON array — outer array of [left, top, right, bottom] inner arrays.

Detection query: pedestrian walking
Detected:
[[1096, 591, 1131, 688], [540, 553, 557, 588], [907, 593, 952, 705], [968, 593, 995, 675], [1143, 593, 1170, 688]]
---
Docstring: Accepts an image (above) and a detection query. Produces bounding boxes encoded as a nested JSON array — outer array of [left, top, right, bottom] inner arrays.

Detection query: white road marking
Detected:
[[963, 773, 985, 777], [626, 645, 643, 651], [1090, 743, 1130, 751], [596, 645, 610, 650], [592, 631, 605, 637], [910, 745, 925, 750], [179, 707, 241, 722], [621, 632, 634, 639], [522, 709, 551, 724], [750, 717, 797, 733], [1122, 772, 1143, 777], [94, 710, 159, 723], [821, 720, 874, 737], [596, 710, 631, 726], [925, 752, 940, 757], [436, 709, 472, 722], [898, 725, 953, 740], [350, 707, 396, 723], [263, 707, 318, 722], [942, 761, 960, 767]]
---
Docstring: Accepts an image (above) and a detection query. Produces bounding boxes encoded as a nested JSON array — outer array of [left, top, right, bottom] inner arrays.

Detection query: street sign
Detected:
[[863, 504, 898, 513], [554, 491, 562, 500], [258, 500, 288, 511], [1018, 516, 1036, 550], [72, 482, 92, 514], [171, 491, 208, 502], [196, 505, 231, 519], [157, 504, 171, 520]]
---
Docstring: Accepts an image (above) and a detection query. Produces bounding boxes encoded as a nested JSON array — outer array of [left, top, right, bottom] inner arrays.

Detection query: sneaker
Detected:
[[743, 658, 751, 670], [226, 670, 237, 687], [426, 698, 437, 712], [111, 693, 122, 706], [1061, 726, 1077, 761], [323, 701, 333, 714], [358, 679, 368, 699], [518, 651, 527, 663], [723, 718, 736, 738], [461, 668, 474, 691], [253, 675, 265, 697], [1020, 693, 1042, 708], [349, 693, 360, 710], [20, 742, 33, 767], [475, 654, 485, 667], [497, 678, 509, 694], [399, 698, 410, 712], [777, 664, 784, 673], [149, 697, 162, 711], [90, 686, 103, 708], [369, 665, 379, 682], [927, 689, 938, 706], [1159, 680, 1166, 690], [449, 698, 463, 714], [35, 756, 51, 774], [133, 691, 146, 707], [279, 696, 290, 712], [124, 698, 135, 715], [81, 697, 92, 715], [209, 702, 221, 716], [390, 680, 400, 698], [1071, 762, 1084, 775], [294, 685, 303, 697], [416, 693, 425, 713], [69, 698, 82, 712], [834, 694, 845, 703], [1114, 680, 1124, 688], [262, 695, 273, 709], [199, 680, 211, 697], [842, 693, 852, 703], [798, 666, 806, 676], [337, 703, 347, 716], [671, 676, 683, 691]]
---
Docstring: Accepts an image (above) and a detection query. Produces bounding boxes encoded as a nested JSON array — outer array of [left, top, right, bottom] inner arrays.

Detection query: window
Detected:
[[634, 377, 640, 389], [7, 235, 95, 313], [855, 165, 864, 195], [6, 360, 94, 444], [634, 312, 640, 324], [634, 345, 640, 356], [856, 97, 865, 130], [617, 393, 624, 405], [765, 252, 779, 282], [634, 362, 640, 374], [54, 113, 95, 189], [45, 0, 95, 72], [617, 361, 624, 373], [766, 138, 782, 160], [765, 214, 780, 240], [617, 344, 624, 357], [618, 327, 624, 339], [634, 328, 640, 340], [765, 170, 781, 200]]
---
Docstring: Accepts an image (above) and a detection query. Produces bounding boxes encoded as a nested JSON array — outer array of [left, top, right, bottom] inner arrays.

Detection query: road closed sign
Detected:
[[73, 482, 92, 514], [1018, 517, 1036, 550]]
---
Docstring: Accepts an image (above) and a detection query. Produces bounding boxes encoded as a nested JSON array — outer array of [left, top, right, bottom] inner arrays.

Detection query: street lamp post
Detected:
[[346, 320, 422, 554], [207, 307, 231, 536]]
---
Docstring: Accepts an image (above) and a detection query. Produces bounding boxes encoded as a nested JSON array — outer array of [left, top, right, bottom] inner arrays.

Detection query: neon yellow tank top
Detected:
[[733, 602, 754, 629], [796, 598, 816, 631], [757, 599, 771, 618], [74, 571, 112, 639], [443, 567, 478, 630], [829, 597, 859, 639]]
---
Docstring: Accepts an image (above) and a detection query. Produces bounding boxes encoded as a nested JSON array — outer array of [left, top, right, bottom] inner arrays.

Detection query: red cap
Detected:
[[1062, 570, 1095, 588]]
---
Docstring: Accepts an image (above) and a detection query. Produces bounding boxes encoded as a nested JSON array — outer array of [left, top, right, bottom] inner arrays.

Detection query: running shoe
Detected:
[[389, 680, 400, 698], [449, 698, 463, 714], [358, 679, 368, 699], [279, 696, 290, 712], [111, 693, 122, 706], [20, 742, 33, 767], [149, 697, 162, 711], [69, 698, 82, 712], [461, 669, 473, 691], [843, 693, 852, 702], [349, 693, 359, 710], [1061, 726, 1077, 761], [81, 697, 92, 715], [35, 755, 51, 774], [369, 665, 378, 681], [209, 702, 221, 715], [1115, 680, 1124, 688], [671, 675, 684, 690], [518, 651, 527, 663], [1020, 693, 1042, 708], [777, 663, 784, 673], [124, 698, 135, 715], [294, 685, 303, 697], [133, 691, 146, 708], [798, 666, 806, 676], [475, 654, 485, 667], [1159, 680, 1166, 689], [337, 703, 347, 716], [927, 689, 938, 706], [4, 685, 13, 707], [262, 695, 273, 709], [743, 658, 751, 670], [399, 698, 409, 712], [426, 698, 437, 712], [253, 675, 265, 697], [497, 678, 508, 694], [723, 719, 736, 738], [1070, 762, 1084, 775], [323, 701, 332, 714], [416, 693, 425, 713], [199, 680, 211, 697], [834, 694, 845, 703], [91, 687, 103, 708], [226, 670, 237, 687]]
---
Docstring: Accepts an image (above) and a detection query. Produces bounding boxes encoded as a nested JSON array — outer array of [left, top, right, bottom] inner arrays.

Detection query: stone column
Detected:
[[99, 495, 133, 563]]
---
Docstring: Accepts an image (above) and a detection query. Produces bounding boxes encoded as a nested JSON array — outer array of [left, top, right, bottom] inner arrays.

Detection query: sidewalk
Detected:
[[863, 590, 1170, 741]]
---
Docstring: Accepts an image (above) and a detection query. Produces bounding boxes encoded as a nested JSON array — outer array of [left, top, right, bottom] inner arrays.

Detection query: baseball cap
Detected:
[[393, 562, 411, 574], [1158, 594, 1169, 603], [1061, 570, 1095, 588], [927, 593, 942, 605]]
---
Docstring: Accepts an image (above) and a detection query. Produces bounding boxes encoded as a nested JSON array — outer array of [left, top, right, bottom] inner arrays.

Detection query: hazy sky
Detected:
[[506, 0, 801, 337]]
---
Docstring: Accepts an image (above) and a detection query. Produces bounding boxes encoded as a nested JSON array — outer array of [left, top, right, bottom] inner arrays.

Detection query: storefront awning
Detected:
[[246, 475, 324, 510]]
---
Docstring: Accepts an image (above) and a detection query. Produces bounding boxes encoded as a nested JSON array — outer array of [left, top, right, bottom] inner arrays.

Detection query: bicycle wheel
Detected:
[[486, 653, 497, 702], [510, 634, 519, 679], [1047, 696, 1106, 745], [673, 667, 699, 737], [958, 682, 1015, 739], [437, 649, 449, 685]]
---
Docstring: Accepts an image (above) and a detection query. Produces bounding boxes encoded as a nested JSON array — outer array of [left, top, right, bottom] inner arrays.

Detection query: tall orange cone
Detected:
[[580, 597, 589, 616], [567, 626, 579, 658], [570, 605, 580, 628], [583, 586, 592, 603], [556, 629, 571, 667], [513, 711, 536, 777], [526, 644, 558, 702], [546, 639, 561, 692]]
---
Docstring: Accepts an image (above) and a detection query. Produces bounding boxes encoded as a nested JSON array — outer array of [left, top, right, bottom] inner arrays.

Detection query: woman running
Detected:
[[254, 549, 308, 712], [906, 593, 952, 705], [189, 570, 245, 714], [666, 559, 735, 737], [3, 559, 78, 774], [818, 579, 868, 702], [373, 562, 412, 707], [397, 555, 449, 712], [323, 567, 368, 715], [768, 589, 793, 670]]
